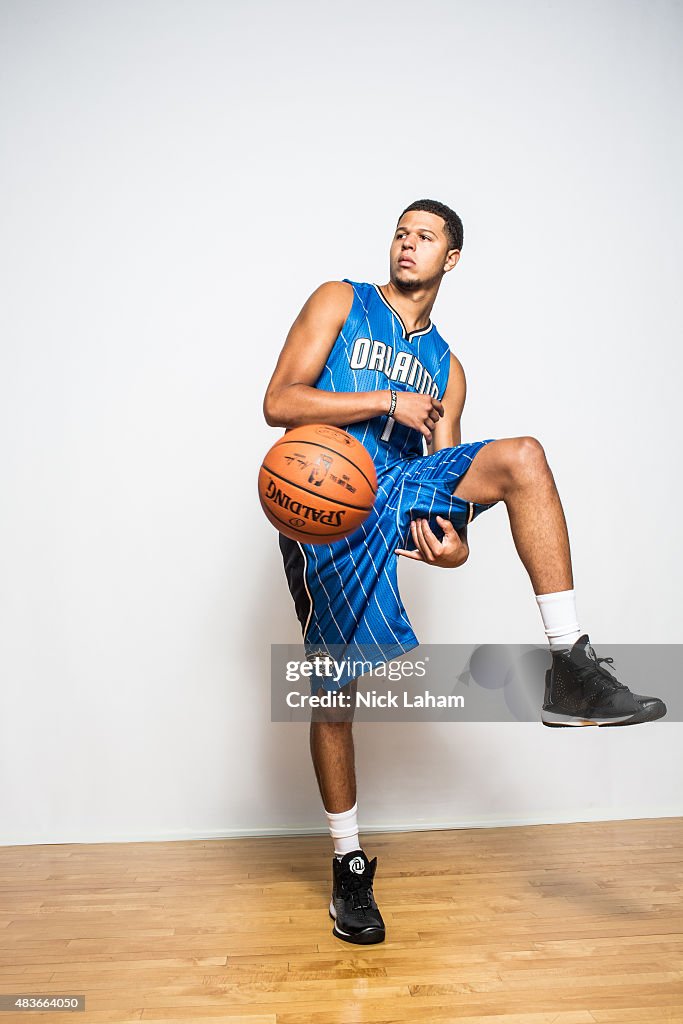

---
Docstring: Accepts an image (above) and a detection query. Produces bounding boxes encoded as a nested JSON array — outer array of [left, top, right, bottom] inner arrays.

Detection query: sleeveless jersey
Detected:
[[278, 277, 500, 692], [312, 280, 452, 473]]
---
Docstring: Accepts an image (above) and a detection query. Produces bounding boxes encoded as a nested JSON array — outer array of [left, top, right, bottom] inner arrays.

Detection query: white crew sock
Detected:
[[325, 801, 360, 859], [536, 589, 582, 651]]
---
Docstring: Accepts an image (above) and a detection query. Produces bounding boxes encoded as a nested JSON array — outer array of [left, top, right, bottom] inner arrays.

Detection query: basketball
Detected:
[[258, 424, 378, 543]]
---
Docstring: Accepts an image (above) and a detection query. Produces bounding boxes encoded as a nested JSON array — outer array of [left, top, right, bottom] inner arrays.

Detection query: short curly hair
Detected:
[[398, 199, 464, 252]]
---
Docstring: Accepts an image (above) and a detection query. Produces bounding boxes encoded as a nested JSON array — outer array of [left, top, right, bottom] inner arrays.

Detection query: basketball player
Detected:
[[262, 199, 667, 945]]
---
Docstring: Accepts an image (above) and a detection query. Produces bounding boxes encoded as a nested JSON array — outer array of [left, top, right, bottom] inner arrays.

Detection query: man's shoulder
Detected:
[[309, 279, 375, 317], [311, 279, 364, 303], [298, 281, 358, 333], [339, 278, 371, 289]]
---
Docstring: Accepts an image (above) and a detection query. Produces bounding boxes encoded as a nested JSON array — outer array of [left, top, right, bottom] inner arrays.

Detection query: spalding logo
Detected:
[[316, 426, 353, 445], [265, 479, 345, 526]]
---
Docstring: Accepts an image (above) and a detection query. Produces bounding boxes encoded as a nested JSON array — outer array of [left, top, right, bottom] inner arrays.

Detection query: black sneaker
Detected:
[[542, 634, 667, 727], [329, 849, 385, 944]]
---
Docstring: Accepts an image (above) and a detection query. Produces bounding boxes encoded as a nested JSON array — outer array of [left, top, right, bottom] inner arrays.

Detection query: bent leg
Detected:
[[452, 437, 573, 595]]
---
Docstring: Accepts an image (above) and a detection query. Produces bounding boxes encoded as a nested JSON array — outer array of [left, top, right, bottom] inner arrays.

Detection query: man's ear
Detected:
[[444, 249, 461, 273]]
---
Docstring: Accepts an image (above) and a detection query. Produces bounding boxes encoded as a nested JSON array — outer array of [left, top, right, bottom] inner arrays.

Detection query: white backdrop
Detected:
[[1, 0, 681, 845]]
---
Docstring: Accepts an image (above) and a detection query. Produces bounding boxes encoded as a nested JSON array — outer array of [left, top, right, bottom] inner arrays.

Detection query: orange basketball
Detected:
[[258, 424, 378, 543]]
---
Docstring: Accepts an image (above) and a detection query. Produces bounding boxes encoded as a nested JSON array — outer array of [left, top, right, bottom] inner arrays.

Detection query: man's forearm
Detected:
[[264, 383, 391, 429]]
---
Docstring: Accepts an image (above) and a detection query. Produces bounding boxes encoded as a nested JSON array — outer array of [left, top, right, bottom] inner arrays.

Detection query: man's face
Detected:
[[389, 210, 460, 290]]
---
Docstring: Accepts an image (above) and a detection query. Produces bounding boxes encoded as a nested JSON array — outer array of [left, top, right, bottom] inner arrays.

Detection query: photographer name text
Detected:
[[285, 690, 464, 709]]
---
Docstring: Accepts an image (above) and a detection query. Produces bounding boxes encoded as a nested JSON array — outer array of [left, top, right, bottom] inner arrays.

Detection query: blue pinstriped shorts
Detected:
[[279, 439, 499, 692]]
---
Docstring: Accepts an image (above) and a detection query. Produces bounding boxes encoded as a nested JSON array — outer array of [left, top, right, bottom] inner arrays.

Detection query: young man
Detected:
[[262, 199, 667, 946]]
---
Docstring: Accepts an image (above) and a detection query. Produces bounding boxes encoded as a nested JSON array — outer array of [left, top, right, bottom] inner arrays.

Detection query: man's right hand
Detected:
[[392, 392, 444, 443]]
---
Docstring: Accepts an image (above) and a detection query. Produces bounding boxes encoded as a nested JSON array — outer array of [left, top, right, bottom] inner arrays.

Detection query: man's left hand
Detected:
[[395, 515, 469, 568]]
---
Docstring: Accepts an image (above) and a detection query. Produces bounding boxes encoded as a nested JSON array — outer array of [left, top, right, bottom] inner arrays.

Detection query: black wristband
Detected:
[[388, 389, 397, 416]]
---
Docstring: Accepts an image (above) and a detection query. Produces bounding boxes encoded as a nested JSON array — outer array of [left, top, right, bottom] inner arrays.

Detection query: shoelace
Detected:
[[340, 871, 373, 911], [574, 654, 628, 691]]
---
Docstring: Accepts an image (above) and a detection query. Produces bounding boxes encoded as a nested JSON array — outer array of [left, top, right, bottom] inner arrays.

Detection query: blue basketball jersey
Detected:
[[277, 277, 500, 694], [313, 280, 453, 472]]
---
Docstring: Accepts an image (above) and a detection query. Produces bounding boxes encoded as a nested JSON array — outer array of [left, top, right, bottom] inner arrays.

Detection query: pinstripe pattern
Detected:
[[278, 280, 500, 693]]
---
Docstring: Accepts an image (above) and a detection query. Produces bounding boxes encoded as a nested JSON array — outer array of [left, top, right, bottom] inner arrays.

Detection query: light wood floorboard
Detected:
[[0, 817, 682, 1022]]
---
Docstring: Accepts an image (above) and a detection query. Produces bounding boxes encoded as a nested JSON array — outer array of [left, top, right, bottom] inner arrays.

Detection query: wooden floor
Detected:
[[1, 818, 682, 1023]]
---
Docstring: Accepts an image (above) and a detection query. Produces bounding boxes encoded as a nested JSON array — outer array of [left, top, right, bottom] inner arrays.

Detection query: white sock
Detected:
[[536, 589, 582, 651], [325, 801, 360, 859]]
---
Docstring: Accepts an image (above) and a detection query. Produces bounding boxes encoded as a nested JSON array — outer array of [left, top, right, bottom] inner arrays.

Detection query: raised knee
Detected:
[[511, 436, 548, 477]]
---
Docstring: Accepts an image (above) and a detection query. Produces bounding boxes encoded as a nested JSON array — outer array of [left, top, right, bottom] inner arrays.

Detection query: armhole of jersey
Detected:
[[339, 279, 364, 345], [441, 343, 453, 399]]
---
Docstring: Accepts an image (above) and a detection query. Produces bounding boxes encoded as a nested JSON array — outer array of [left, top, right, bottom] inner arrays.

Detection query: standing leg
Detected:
[[310, 718, 357, 813], [310, 679, 360, 850], [309, 679, 386, 943]]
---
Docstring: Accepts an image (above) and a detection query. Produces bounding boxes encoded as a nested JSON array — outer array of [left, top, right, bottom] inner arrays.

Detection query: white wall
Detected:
[[1, 0, 681, 846]]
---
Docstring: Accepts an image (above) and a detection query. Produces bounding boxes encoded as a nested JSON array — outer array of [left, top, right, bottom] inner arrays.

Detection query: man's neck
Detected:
[[379, 280, 439, 334]]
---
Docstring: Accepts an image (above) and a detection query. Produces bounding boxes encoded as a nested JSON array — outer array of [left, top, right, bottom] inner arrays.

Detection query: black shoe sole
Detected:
[[329, 906, 385, 944]]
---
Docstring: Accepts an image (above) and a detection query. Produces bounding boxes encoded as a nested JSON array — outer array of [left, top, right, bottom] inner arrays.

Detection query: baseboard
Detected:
[[2, 808, 682, 847]]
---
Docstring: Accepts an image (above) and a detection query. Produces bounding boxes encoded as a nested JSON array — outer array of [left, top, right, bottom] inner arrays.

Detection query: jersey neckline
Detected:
[[372, 283, 433, 341]]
